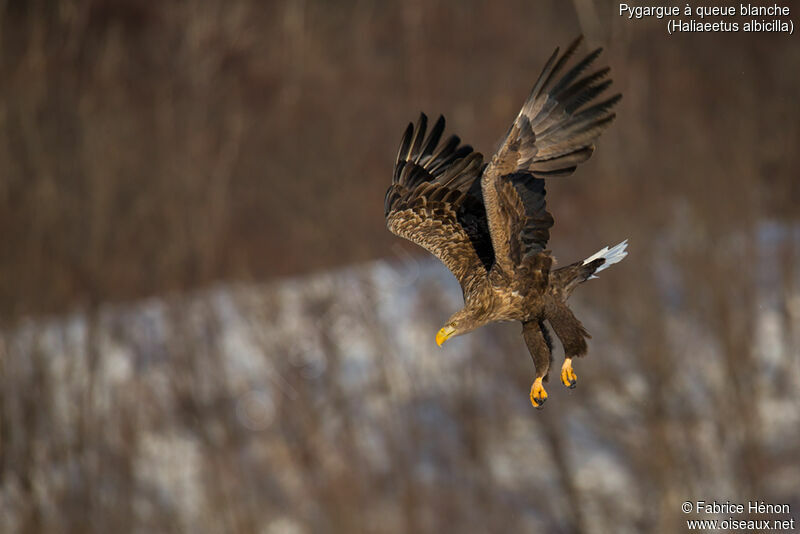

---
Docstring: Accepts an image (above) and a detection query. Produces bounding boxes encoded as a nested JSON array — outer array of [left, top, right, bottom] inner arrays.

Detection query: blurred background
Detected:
[[1, 0, 798, 532]]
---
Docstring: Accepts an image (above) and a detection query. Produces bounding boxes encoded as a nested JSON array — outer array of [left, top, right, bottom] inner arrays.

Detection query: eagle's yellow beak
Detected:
[[436, 325, 456, 347]]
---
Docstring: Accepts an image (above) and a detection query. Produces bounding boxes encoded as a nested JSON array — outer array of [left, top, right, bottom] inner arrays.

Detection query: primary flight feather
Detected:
[[384, 36, 626, 408]]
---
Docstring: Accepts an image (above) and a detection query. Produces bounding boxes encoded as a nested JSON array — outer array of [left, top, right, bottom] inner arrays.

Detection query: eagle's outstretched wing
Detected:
[[385, 114, 493, 291], [481, 36, 621, 278]]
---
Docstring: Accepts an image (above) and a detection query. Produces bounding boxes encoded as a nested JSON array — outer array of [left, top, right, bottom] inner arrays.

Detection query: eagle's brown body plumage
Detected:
[[384, 37, 627, 408]]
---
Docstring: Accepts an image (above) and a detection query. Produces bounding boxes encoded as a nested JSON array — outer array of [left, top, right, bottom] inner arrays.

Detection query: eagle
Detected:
[[384, 36, 627, 408]]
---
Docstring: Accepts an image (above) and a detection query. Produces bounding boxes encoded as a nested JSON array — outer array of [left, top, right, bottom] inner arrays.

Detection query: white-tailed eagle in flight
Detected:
[[385, 36, 627, 408]]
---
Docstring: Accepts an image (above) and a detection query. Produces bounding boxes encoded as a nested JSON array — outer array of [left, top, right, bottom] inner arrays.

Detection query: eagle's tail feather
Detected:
[[582, 239, 628, 280]]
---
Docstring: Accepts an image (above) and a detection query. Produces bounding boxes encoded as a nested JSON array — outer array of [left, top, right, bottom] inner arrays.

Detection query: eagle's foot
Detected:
[[560, 358, 577, 389], [530, 377, 548, 409]]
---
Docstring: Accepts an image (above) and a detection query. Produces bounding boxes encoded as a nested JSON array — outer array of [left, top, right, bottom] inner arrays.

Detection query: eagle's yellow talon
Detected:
[[560, 358, 577, 389], [530, 377, 548, 409]]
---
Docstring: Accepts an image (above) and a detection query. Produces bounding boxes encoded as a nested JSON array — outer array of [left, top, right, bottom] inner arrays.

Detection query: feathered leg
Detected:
[[522, 320, 553, 408], [546, 302, 589, 389]]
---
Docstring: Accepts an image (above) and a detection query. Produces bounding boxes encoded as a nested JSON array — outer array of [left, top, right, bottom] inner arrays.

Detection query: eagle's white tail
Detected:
[[583, 239, 628, 279]]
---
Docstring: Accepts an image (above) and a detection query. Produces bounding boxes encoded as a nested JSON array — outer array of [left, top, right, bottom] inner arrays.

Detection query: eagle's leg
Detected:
[[546, 303, 589, 389], [522, 320, 553, 409], [561, 358, 578, 390]]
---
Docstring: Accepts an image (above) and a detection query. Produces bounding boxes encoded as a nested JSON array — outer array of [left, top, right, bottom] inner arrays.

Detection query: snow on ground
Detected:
[[2, 245, 798, 531]]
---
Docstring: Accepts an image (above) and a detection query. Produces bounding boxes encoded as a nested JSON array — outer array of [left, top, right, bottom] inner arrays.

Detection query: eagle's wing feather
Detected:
[[385, 114, 493, 290], [481, 36, 620, 277]]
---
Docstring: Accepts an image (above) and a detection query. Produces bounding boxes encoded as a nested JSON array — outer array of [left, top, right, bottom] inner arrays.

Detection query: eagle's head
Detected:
[[436, 309, 482, 346]]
